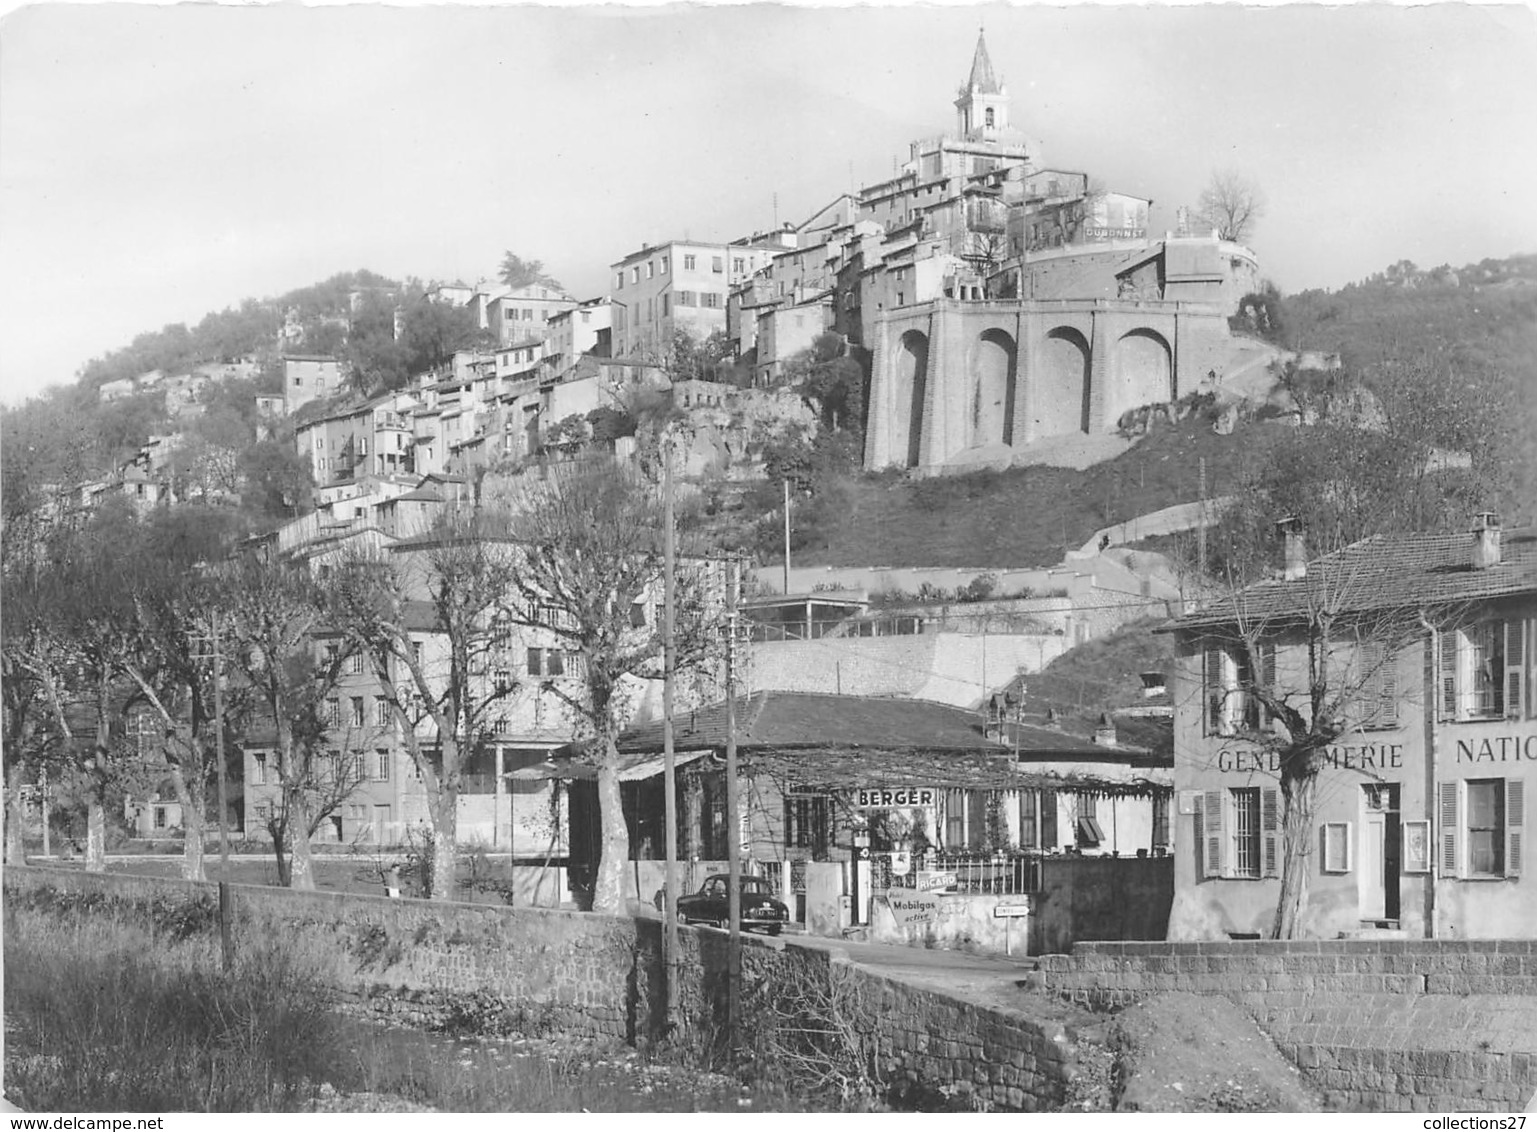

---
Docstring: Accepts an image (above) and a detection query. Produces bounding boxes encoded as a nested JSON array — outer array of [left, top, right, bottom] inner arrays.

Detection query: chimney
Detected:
[[1472, 511, 1502, 569], [1276, 517, 1307, 581], [1093, 712, 1117, 747]]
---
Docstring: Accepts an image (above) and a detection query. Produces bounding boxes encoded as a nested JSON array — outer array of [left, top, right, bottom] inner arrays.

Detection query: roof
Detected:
[[964, 30, 1002, 94], [1174, 526, 1537, 632], [618, 691, 1013, 757]]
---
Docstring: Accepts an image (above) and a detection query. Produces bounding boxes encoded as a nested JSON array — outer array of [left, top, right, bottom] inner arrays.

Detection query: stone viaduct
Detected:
[[863, 297, 1234, 472]]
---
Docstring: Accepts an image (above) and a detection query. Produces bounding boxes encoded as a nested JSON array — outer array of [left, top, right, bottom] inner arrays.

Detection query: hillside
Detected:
[[784, 413, 1288, 569]]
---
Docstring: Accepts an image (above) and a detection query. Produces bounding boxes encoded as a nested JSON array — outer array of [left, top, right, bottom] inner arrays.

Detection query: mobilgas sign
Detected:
[[853, 786, 937, 809]]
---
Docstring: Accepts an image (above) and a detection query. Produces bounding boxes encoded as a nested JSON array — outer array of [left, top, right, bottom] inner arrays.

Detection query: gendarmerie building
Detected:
[[1168, 515, 1533, 940]]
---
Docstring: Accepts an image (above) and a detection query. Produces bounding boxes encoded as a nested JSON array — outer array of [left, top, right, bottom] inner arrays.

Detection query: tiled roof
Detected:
[[1175, 527, 1537, 631]]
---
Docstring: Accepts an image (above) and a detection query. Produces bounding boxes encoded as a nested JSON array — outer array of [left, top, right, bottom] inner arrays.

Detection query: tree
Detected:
[[398, 296, 486, 376], [332, 510, 524, 901], [1196, 169, 1265, 244], [217, 555, 357, 889], [499, 461, 724, 914], [498, 252, 563, 293], [787, 333, 865, 435], [239, 440, 314, 523]]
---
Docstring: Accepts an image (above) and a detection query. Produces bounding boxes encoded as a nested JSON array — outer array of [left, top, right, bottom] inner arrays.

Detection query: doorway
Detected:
[[1358, 783, 1400, 924]]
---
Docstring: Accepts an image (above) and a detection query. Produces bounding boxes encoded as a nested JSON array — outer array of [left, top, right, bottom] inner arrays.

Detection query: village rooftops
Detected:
[[1172, 525, 1537, 632]]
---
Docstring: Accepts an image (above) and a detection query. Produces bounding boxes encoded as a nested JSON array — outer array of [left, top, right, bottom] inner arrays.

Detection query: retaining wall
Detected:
[[1034, 940, 1537, 1111], [4, 866, 1099, 1112]]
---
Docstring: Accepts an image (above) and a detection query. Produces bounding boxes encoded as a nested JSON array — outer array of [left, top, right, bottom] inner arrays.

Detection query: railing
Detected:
[[875, 851, 1043, 894]]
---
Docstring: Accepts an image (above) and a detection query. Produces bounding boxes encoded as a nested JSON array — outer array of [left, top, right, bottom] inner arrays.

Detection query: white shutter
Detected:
[[1439, 629, 1459, 722], [1507, 778, 1525, 878], [1202, 789, 1225, 879], [1505, 620, 1527, 720], [1439, 780, 1460, 879], [1261, 787, 1280, 877]]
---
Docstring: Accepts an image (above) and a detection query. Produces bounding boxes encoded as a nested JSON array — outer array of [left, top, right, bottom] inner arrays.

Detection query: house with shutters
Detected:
[[1167, 514, 1533, 941]]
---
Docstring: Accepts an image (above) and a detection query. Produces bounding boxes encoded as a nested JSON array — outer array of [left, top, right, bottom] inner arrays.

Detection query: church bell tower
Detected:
[[954, 28, 1010, 140]]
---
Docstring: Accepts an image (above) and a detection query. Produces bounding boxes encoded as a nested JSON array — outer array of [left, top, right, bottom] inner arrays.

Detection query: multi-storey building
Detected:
[[609, 239, 780, 359], [294, 391, 420, 487], [1169, 515, 1534, 940], [542, 299, 612, 384], [282, 355, 343, 416], [483, 283, 577, 347]]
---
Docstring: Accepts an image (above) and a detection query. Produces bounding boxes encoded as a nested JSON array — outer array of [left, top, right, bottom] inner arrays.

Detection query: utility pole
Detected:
[[40, 765, 49, 858], [725, 556, 742, 1051], [782, 479, 791, 595], [662, 437, 681, 1033], [1198, 456, 1209, 579], [211, 610, 230, 874]]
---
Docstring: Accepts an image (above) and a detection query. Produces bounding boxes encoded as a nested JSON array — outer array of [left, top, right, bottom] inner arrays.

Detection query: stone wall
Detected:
[[1032, 940, 1537, 1111], [4, 866, 1097, 1112]]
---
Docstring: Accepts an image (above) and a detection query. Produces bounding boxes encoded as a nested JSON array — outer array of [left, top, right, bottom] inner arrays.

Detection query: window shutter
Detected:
[[1202, 789, 1225, 879], [1259, 645, 1277, 729], [1438, 780, 1460, 879], [1504, 620, 1527, 720], [1439, 630, 1459, 721], [1204, 648, 1223, 735], [1041, 789, 1059, 851], [1507, 778, 1525, 878], [1261, 787, 1280, 877], [1379, 644, 1399, 727]]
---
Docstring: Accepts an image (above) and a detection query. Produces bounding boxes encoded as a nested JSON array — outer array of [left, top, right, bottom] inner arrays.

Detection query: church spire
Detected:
[[966, 26, 1002, 95]]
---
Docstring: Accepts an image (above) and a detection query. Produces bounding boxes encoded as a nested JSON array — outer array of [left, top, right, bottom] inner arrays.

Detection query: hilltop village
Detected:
[[6, 32, 1532, 965]]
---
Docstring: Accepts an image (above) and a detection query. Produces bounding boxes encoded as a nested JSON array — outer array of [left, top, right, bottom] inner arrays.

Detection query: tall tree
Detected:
[[497, 461, 723, 913], [498, 252, 563, 292], [1195, 169, 1266, 244], [217, 555, 356, 889], [332, 510, 524, 900]]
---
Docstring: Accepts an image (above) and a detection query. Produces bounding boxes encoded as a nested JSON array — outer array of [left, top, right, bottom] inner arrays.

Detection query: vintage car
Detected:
[[661, 874, 791, 935]]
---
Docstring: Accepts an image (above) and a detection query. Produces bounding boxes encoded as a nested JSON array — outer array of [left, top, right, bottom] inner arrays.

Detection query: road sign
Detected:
[[993, 900, 1031, 919], [918, 870, 957, 892]]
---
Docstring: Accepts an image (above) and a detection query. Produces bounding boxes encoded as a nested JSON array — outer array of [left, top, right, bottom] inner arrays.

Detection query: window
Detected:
[[374, 749, 390, 782], [1203, 643, 1272, 736], [711, 257, 724, 274], [1354, 641, 1399, 729], [376, 698, 391, 727], [153, 806, 168, 830], [660, 255, 669, 273], [1152, 793, 1170, 850], [661, 294, 669, 316], [646, 261, 654, 279], [615, 272, 624, 290], [1197, 787, 1278, 879], [1076, 793, 1105, 846], [527, 648, 543, 677], [683, 254, 697, 271], [1321, 822, 1352, 872], [349, 652, 364, 675], [732, 257, 745, 274], [700, 291, 722, 309], [985, 107, 995, 128], [675, 291, 695, 307], [547, 650, 565, 677], [326, 698, 341, 727], [1231, 787, 1262, 879], [1018, 789, 1058, 850], [494, 668, 513, 695], [251, 754, 267, 786], [1441, 778, 1523, 879], [629, 602, 648, 629], [350, 697, 365, 728], [784, 795, 831, 855], [630, 267, 640, 284], [323, 642, 339, 667], [1439, 619, 1530, 721]]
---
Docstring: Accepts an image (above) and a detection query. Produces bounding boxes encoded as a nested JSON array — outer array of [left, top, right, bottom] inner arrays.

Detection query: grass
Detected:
[[788, 415, 1290, 569], [1, 892, 837, 1113]]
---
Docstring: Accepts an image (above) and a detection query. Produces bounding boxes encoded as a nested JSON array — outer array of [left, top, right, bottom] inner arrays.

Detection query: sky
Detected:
[[2, 2, 1535, 407]]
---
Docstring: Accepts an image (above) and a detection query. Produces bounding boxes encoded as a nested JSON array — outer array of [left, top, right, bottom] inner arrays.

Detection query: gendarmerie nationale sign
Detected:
[[853, 786, 937, 808]]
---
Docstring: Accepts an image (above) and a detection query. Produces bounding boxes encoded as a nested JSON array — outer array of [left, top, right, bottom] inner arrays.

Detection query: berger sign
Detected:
[[854, 786, 937, 809]]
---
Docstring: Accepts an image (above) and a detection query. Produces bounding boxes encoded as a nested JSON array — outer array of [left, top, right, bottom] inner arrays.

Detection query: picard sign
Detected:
[[853, 786, 937, 809]]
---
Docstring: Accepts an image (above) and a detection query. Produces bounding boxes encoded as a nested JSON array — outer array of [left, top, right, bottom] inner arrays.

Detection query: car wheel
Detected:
[[766, 924, 782, 937]]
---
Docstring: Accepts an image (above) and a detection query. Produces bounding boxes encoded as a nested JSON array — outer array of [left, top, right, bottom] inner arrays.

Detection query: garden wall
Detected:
[[1033, 940, 1537, 1111], [4, 866, 1102, 1112]]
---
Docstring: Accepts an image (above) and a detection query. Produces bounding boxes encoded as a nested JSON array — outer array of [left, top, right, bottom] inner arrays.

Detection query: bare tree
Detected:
[[498, 460, 724, 914], [332, 509, 524, 901], [1185, 535, 1446, 937], [1196, 169, 1265, 244], [256, 737, 370, 883], [217, 555, 357, 889]]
